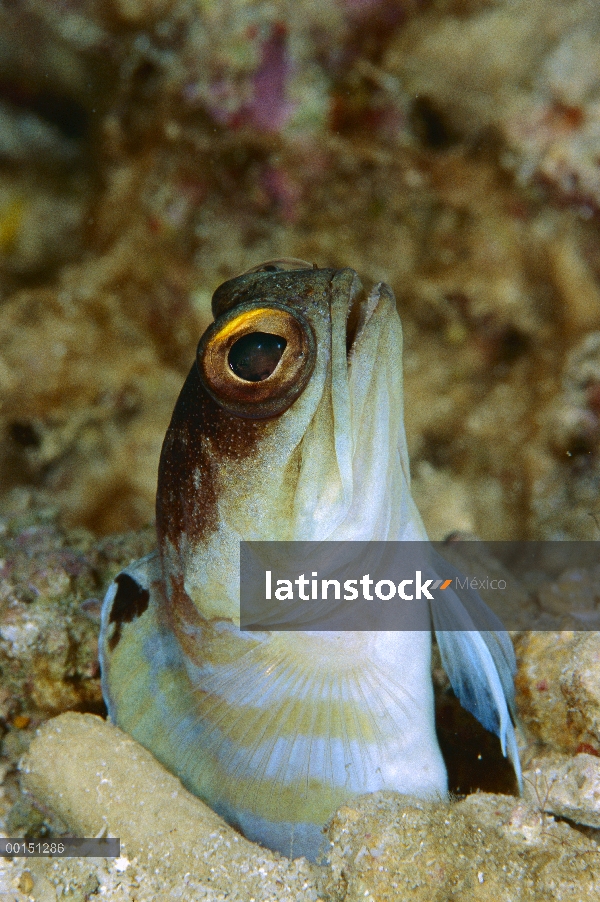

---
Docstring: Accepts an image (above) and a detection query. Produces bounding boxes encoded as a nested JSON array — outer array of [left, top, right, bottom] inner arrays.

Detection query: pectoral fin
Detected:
[[429, 552, 522, 789]]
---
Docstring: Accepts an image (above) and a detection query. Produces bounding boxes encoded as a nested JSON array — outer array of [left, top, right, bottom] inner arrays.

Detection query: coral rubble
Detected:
[[17, 714, 600, 902]]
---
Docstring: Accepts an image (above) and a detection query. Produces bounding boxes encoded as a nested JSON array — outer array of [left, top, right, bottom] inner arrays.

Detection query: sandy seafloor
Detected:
[[2, 0, 600, 898]]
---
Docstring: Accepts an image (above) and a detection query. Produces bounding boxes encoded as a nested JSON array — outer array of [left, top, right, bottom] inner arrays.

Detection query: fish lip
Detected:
[[346, 281, 385, 358]]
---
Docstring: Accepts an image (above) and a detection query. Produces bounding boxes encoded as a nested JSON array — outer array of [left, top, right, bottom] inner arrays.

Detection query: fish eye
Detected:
[[228, 332, 287, 382], [196, 304, 316, 419]]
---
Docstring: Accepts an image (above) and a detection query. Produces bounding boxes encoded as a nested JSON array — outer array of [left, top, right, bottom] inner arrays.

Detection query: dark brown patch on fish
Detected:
[[156, 363, 267, 553], [156, 265, 350, 575], [108, 572, 150, 651]]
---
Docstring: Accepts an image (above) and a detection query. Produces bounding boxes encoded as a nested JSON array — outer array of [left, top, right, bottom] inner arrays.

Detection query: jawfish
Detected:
[[100, 261, 521, 862]]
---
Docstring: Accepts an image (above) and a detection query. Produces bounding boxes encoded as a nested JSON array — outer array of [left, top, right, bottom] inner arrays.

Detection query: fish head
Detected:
[[156, 260, 425, 621]]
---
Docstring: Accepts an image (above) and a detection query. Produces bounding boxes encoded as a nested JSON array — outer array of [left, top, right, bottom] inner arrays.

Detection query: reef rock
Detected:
[[515, 631, 600, 755], [324, 791, 600, 902], [18, 713, 600, 902], [524, 753, 600, 829]]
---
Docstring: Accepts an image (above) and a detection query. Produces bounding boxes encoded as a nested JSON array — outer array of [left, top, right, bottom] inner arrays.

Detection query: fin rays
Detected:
[[174, 637, 421, 808]]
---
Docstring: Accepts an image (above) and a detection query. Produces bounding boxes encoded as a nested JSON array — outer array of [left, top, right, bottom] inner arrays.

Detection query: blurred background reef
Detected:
[[2, 0, 600, 541], [3, 1, 600, 872]]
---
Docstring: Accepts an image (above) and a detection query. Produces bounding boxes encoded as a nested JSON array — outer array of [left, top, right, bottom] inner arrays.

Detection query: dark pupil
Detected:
[[228, 332, 287, 382]]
